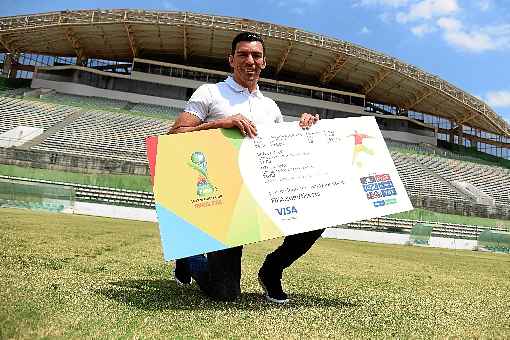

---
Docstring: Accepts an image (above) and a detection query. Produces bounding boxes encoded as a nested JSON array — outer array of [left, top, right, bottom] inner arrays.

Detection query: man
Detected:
[[169, 32, 324, 303]]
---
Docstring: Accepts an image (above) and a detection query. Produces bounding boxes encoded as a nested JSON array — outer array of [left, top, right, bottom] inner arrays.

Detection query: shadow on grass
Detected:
[[95, 279, 357, 311]]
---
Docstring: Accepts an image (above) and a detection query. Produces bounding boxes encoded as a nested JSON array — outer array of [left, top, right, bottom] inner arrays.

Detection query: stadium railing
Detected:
[[0, 175, 154, 208], [342, 216, 508, 240], [3, 175, 508, 241]]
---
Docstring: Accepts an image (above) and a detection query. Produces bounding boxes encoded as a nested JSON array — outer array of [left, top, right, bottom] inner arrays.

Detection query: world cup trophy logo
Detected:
[[189, 151, 215, 197]]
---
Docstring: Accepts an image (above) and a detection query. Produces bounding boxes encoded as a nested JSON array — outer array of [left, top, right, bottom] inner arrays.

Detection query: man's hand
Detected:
[[299, 112, 319, 129], [219, 114, 257, 138]]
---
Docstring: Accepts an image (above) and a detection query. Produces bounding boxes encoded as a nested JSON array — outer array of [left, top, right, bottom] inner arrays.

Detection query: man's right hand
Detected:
[[218, 114, 257, 138]]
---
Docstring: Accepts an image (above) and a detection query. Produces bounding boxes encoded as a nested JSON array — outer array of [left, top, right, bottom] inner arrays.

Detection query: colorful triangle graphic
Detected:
[[221, 128, 244, 150], [226, 184, 260, 246], [155, 203, 227, 260], [146, 136, 158, 185]]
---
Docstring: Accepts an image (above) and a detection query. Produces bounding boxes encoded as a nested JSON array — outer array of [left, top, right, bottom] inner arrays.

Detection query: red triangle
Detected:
[[146, 136, 158, 185]]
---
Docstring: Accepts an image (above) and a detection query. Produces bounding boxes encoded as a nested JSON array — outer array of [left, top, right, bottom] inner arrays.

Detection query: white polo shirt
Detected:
[[184, 76, 283, 126]]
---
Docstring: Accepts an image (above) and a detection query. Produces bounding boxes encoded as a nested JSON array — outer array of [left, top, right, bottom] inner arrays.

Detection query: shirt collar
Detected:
[[225, 76, 263, 98]]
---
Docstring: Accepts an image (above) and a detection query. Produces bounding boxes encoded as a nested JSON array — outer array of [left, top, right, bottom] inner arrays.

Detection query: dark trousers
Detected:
[[178, 228, 324, 301]]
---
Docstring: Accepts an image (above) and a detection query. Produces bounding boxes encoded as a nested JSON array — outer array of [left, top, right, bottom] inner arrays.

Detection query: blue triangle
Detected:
[[155, 204, 227, 261]]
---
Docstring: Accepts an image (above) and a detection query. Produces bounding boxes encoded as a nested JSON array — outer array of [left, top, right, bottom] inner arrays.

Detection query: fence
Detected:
[[478, 230, 510, 253], [0, 177, 74, 212]]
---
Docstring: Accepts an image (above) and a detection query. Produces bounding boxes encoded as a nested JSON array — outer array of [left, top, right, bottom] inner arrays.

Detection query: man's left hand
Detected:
[[299, 113, 319, 129]]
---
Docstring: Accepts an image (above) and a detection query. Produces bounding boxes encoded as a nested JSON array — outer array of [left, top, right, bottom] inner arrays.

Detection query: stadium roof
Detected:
[[0, 9, 509, 138]]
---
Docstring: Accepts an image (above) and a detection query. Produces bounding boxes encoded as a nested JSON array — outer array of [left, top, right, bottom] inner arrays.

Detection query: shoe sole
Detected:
[[173, 269, 192, 286], [257, 276, 289, 304]]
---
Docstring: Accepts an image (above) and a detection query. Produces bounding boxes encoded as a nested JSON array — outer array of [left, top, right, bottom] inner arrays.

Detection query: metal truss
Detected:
[[319, 54, 348, 84], [361, 67, 392, 95], [275, 41, 292, 76], [402, 89, 434, 111], [64, 28, 85, 62], [124, 24, 138, 58]]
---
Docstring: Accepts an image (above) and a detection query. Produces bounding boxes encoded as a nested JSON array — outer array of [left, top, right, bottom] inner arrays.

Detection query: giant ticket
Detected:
[[146, 116, 412, 260]]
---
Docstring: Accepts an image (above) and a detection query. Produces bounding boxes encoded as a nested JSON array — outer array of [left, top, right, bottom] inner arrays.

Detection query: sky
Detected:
[[3, 0, 510, 123]]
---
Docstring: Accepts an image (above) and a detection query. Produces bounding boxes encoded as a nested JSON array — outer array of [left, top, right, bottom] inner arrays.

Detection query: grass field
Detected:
[[1, 208, 510, 338]]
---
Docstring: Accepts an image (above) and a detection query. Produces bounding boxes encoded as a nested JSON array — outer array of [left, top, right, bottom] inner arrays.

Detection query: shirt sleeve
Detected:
[[184, 85, 211, 121], [273, 101, 284, 123]]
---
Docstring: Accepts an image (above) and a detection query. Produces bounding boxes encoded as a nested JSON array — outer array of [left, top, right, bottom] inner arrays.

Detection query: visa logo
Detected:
[[275, 206, 298, 216]]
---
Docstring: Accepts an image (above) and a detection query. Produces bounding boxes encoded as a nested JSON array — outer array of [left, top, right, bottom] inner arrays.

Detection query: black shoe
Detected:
[[173, 260, 192, 285], [258, 268, 289, 304]]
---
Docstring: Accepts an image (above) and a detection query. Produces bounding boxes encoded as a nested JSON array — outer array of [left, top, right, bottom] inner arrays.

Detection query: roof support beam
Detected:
[[0, 35, 16, 53], [157, 24, 163, 49], [64, 28, 86, 63], [361, 67, 392, 95], [458, 111, 478, 125], [208, 27, 215, 57], [319, 54, 348, 84], [183, 25, 188, 62], [124, 24, 138, 58], [402, 89, 433, 111], [275, 41, 292, 76], [2, 52, 19, 79]]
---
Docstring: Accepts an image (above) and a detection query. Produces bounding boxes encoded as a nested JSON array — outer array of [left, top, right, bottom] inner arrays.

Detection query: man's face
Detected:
[[229, 40, 266, 88]]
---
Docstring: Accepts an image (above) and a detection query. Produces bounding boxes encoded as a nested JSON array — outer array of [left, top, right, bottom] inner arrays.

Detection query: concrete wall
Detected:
[[106, 76, 188, 100], [0, 147, 150, 175], [31, 78, 187, 108], [131, 71, 203, 91], [73, 202, 157, 222], [323, 228, 410, 245], [382, 130, 437, 145], [267, 92, 364, 115], [276, 100, 363, 119], [322, 228, 478, 250]]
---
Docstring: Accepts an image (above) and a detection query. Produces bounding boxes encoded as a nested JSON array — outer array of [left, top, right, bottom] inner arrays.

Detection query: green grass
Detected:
[[0, 164, 152, 191], [1, 208, 510, 338], [390, 208, 510, 229]]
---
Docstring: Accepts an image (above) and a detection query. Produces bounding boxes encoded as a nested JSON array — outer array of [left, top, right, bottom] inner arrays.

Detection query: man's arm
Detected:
[[169, 112, 258, 137]]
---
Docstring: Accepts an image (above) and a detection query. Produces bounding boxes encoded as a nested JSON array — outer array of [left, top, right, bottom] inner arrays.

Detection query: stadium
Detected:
[[1, 9, 510, 338]]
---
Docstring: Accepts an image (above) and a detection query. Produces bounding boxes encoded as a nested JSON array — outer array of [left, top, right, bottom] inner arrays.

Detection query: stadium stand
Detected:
[[41, 92, 129, 110], [390, 151, 469, 202], [345, 216, 508, 239], [386, 139, 500, 166], [37, 92, 182, 119], [0, 96, 78, 134], [413, 154, 510, 206], [31, 109, 172, 162], [128, 103, 182, 118], [1, 95, 509, 214]]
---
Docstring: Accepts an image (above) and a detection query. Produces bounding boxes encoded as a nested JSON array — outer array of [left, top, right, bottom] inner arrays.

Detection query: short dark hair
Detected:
[[231, 32, 265, 56]]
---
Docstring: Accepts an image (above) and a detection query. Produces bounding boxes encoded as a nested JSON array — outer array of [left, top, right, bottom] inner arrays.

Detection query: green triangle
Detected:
[[221, 128, 244, 150], [226, 185, 260, 246]]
